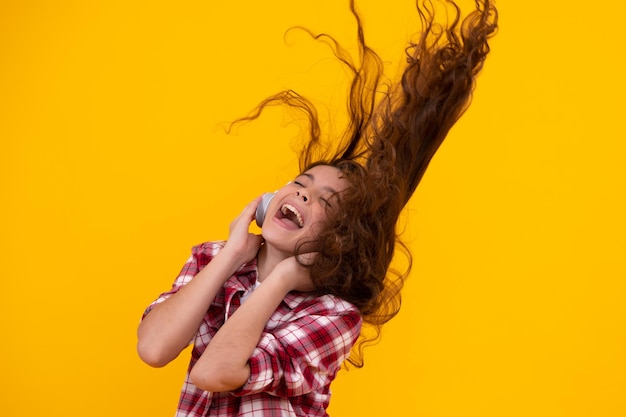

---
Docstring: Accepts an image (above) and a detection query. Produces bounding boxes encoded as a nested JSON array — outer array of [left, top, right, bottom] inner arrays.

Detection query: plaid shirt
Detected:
[[143, 241, 362, 417]]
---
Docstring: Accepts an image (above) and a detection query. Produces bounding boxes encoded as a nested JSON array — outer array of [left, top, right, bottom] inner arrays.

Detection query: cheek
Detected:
[[317, 204, 339, 222], [307, 207, 335, 233]]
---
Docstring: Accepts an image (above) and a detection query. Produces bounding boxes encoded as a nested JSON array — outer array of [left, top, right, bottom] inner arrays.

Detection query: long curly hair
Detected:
[[236, 0, 498, 367]]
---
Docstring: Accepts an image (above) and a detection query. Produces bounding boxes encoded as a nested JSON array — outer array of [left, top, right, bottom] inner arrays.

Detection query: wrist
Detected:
[[216, 244, 249, 267], [201, 249, 245, 284], [262, 269, 293, 295], [218, 243, 243, 263]]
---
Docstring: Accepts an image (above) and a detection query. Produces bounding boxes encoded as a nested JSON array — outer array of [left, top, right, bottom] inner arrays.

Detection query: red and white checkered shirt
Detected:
[[143, 241, 362, 417]]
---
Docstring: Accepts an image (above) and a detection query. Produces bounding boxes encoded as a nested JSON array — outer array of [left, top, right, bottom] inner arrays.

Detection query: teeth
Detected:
[[281, 204, 304, 227]]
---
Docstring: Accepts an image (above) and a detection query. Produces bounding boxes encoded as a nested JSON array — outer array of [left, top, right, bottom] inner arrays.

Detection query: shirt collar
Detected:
[[283, 291, 315, 309], [227, 258, 258, 291], [225, 256, 316, 310]]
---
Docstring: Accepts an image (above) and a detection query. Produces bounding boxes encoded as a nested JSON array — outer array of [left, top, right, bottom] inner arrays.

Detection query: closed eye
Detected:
[[321, 193, 339, 208]]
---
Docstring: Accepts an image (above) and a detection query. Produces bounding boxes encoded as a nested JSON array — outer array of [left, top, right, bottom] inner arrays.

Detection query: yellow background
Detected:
[[1, 1, 625, 416]]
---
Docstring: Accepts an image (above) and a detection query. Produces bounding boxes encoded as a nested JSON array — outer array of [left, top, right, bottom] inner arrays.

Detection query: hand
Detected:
[[272, 254, 317, 293], [222, 196, 264, 265]]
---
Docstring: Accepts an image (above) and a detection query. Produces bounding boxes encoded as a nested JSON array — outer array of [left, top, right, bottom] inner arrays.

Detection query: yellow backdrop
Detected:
[[1, 1, 625, 416]]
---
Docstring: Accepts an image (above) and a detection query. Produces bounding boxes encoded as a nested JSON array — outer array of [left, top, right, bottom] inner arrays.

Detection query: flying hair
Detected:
[[232, 0, 498, 367]]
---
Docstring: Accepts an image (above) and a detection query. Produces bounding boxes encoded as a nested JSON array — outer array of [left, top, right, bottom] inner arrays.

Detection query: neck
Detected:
[[256, 243, 291, 282]]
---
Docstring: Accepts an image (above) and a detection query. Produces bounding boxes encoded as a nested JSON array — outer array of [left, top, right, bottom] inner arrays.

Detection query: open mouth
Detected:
[[279, 203, 304, 228]]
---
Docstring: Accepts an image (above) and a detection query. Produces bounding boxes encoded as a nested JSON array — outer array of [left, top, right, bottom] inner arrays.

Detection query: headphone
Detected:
[[255, 192, 275, 227]]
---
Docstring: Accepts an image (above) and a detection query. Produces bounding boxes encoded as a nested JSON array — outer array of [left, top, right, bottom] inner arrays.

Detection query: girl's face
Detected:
[[261, 164, 349, 255]]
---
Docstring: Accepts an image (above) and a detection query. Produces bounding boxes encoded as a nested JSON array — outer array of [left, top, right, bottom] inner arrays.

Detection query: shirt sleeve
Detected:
[[141, 242, 222, 320], [231, 305, 362, 398]]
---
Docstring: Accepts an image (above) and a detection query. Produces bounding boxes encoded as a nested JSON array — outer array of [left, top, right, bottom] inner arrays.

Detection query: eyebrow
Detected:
[[297, 173, 338, 195]]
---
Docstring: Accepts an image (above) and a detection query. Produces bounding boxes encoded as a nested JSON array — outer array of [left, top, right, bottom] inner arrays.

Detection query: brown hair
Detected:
[[237, 0, 498, 367]]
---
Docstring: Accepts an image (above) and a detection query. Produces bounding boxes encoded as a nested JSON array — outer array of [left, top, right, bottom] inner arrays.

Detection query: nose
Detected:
[[295, 191, 308, 202]]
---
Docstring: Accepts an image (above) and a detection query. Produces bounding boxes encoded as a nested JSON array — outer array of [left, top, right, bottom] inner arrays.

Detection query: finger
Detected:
[[249, 194, 263, 208], [240, 195, 263, 216], [297, 252, 318, 265], [234, 195, 263, 227]]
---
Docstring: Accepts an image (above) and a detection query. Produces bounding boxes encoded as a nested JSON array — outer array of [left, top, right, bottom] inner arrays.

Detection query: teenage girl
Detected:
[[137, 1, 498, 416]]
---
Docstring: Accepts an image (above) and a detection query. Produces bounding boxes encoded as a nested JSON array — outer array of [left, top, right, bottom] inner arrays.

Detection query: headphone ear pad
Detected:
[[255, 192, 275, 227]]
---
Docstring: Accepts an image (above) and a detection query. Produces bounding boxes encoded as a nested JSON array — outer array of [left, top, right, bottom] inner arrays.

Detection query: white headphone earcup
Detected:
[[255, 192, 275, 227]]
